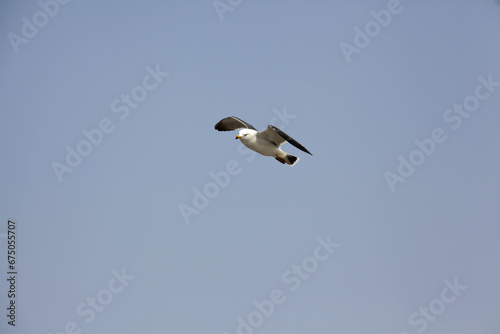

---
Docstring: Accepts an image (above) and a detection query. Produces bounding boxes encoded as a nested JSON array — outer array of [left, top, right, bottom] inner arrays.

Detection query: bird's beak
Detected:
[[235, 135, 241, 140]]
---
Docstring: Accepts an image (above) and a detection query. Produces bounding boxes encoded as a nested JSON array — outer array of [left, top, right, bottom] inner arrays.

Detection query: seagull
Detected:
[[214, 116, 312, 166]]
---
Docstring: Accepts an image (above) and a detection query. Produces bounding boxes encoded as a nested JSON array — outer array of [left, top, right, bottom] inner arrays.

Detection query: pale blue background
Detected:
[[1, 1, 500, 333]]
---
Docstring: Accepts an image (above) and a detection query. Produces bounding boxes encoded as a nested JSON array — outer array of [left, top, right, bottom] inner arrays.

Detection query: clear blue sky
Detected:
[[1, 1, 499, 333]]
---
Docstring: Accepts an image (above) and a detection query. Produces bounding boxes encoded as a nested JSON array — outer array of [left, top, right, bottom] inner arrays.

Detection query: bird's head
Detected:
[[235, 129, 254, 140]]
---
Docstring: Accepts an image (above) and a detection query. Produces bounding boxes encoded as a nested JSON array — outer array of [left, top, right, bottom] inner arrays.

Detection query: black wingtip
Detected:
[[271, 125, 313, 156], [214, 120, 225, 131]]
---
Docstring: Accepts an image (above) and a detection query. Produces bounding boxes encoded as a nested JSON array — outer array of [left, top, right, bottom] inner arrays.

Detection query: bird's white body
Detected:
[[237, 129, 295, 163]]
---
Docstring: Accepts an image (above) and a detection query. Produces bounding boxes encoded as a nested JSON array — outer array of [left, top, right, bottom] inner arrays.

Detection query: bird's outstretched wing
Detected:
[[258, 125, 312, 155], [214, 116, 257, 131]]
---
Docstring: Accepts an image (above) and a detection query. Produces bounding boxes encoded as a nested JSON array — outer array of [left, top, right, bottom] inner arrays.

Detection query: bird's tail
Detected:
[[278, 154, 300, 166]]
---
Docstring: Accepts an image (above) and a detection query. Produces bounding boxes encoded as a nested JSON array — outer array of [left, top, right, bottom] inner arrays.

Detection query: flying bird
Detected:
[[214, 116, 312, 166]]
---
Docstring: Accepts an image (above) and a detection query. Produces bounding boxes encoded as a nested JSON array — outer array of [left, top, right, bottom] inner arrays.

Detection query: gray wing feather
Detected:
[[214, 116, 257, 131], [259, 125, 312, 155]]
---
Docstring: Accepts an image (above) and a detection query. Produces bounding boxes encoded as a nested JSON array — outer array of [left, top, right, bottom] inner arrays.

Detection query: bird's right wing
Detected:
[[259, 125, 312, 155], [214, 116, 257, 131]]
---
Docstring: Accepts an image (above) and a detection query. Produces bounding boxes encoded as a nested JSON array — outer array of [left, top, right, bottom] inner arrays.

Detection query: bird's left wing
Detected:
[[258, 125, 312, 155], [214, 116, 257, 131]]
